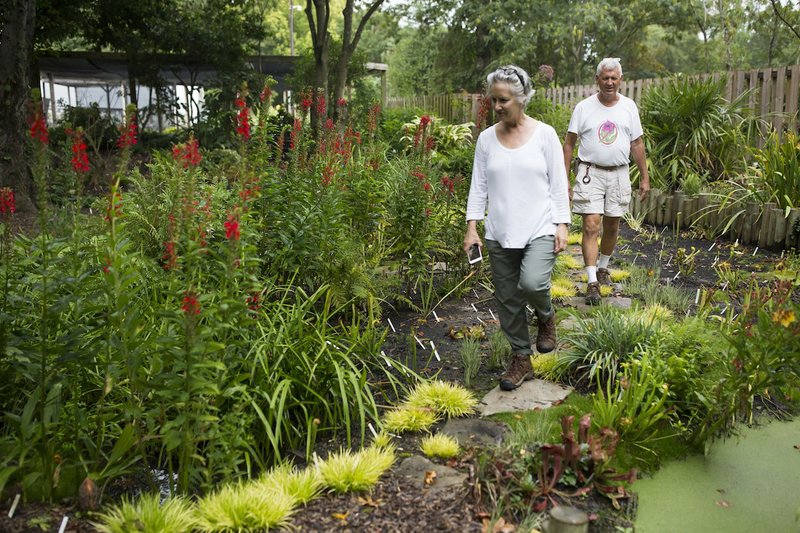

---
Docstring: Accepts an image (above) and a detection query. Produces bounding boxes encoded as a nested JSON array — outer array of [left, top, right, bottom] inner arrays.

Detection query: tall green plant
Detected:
[[641, 76, 761, 192]]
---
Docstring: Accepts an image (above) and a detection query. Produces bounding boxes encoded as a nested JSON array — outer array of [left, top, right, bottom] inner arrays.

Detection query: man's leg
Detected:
[[597, 216, 620, 285], [582, 213, 602, 304]]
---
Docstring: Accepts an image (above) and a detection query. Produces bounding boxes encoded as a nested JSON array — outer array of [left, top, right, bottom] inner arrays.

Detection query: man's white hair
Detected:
[[596, 57, 622, 76]]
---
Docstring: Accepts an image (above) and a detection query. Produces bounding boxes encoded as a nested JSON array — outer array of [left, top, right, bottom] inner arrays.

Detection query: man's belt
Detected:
[[577, 159, 629, 171]]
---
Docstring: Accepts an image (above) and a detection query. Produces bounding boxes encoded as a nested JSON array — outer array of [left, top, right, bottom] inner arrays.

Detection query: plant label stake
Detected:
[[367, 422, 378, 439], [414, 335, 426, 349], [430, 341, 440, 361], [387, 318, 396, 332], [471, 303, 478, 313], [432, 310, 440, 322], [58, 516, 69, 533], [7, 494, 20, 518], [380, 350, 392, 368], [489, 309, 496, 320]]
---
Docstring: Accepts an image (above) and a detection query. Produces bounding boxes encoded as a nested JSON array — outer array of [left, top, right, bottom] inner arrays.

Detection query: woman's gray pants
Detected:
[[486, 236, 556, 355]]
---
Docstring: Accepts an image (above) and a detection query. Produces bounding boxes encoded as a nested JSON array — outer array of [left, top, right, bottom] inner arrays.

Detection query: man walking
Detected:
[[563, 57, 650, 305]]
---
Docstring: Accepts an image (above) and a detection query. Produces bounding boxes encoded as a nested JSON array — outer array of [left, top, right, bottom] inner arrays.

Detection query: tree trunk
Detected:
[[0, 0, 37, 212], [307, 0, 330, 133], [332, 0, 385, 119]]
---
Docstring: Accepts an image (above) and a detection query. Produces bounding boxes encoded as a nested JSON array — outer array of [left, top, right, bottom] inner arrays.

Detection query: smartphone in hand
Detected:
[[467, 244, 483, 264]]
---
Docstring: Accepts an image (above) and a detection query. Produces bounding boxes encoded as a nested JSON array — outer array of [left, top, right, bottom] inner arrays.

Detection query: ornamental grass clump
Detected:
[[531, 352, 559, 380], [94, 493, 196, 533], [195, 482, 296, 532], [608, 268, 630, 282], [405, 380, 478, 418], [318, 445, 396, 493], [420, 433, 461, 459], [382, 405, 440, 433], [258, 462, 323, 505], [551, 277, 578, 301]]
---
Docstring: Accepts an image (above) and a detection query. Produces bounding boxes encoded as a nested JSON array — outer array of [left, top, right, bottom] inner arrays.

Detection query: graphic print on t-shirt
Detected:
[[597, 120, 618, 145]]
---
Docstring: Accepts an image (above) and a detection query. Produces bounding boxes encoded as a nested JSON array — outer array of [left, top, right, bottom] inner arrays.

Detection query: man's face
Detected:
[[596, 68, 622, 96]]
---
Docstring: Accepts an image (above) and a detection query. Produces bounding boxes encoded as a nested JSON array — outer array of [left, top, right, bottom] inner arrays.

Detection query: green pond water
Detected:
[[634, 419, 800, 533]]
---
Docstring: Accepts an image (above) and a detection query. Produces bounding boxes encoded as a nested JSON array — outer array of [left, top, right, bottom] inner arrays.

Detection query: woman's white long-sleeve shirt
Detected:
[[466, 122, 571, 249]]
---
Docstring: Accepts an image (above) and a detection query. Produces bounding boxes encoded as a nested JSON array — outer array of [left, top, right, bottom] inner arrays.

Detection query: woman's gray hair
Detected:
[[596, 57, 623, 76], [487, 65, 535, 106]]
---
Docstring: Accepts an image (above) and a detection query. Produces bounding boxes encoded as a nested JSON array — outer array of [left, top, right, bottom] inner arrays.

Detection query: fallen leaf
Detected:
[[331, 511, 349, 522], [357, 496, 382, 507], [716, 500, 730, 508], [424, 470, 437, 485]]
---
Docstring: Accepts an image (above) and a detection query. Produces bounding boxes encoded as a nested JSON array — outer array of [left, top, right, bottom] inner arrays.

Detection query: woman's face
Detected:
[[490, 82, 523, 124]]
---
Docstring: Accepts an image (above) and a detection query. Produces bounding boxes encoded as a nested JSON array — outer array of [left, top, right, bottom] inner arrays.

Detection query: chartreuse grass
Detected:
[[382, 405, 440, 433], [318, 445, 396, 493], [609, 268, 630, 281], [632, 303, 674, 324], [404, 380, 478, 418], [556, 253, 582, 271], [371, 431, 394, 449], [531, 352, 559, 380], [94, 493, 196, 533], [420, 433, 460, 459], [551, 276, 578, 301], [195, 482, 297, 532], [258, 462, 323, 505]]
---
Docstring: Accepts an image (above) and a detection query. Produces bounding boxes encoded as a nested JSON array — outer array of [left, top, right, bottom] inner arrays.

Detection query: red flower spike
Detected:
[[116, 113, 138, 149], [182, 291, 201, 315], [29, 111, 49, 145], [0, 188, 16, 216], [235, 98, 251, 141], [337, 98, 347, 107], [224, 213, 240, 240], [70, 130, 90, 174]]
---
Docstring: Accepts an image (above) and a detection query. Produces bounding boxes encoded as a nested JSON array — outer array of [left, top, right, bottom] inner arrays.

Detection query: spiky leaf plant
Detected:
[[404, 380, 478, 418], [556, 253, 583, 271], [94, 493, 197, 533], [382, 405, 440, 433], [258, 462, 322, 505], [318, 445, 396, 493], [195, 482, 296, 532], [420, 433, 460, 459], [371, 431, 394, 449]]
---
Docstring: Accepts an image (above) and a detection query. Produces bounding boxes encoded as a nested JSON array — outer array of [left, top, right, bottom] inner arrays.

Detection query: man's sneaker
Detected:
[[585, 281, 601, 305], [597, 267, 612, 286], [536, 313, 557, 353], [499, 353, 533, 391]]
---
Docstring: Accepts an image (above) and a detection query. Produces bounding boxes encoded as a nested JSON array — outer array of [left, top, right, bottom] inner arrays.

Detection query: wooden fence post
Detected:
[[786, 208, 800, 249]]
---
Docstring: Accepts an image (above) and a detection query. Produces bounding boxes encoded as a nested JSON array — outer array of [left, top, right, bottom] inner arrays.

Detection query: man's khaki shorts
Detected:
[[571, 162, 632, 217]]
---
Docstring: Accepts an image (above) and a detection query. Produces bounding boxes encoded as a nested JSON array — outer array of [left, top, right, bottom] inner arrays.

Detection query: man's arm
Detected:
[[563, 132, 578, 197], [630, 136, 650, 200]]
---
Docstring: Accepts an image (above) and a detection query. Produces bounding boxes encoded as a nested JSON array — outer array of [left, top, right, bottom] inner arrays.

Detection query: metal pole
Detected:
[[289, 0, 295, 56]]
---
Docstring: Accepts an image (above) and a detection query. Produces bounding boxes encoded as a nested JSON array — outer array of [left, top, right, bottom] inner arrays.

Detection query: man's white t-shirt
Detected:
[[466, 122, 571, 249], [568, 93, 643, 167]]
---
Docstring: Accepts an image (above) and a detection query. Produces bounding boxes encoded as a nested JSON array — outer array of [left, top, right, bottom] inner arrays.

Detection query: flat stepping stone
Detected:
[[478, 378, 572, 416], [395, 455, 467, 494], [565, 295, 632, 310], [439, 418, 506, 447]]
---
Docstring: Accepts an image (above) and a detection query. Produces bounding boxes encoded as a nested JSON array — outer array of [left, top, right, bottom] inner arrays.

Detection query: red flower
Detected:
[[300, 92, 313, 112], [440, 176, 455, 195], [235, 97, 251, 141], [69, 129, 90, 174], [423, 182, 431, 191], [425, 136, 436, 153], [182, 291, 201, 315], [162, 241, 178, 270], [0, 188, 16, 217], [29, 112, 49, 145], [172, 137, 202, 168], [367, 104, 380, 133], [259, 84, 273, 103], [324, 118, 335, 130], [322, 165, 335, 187], [290, 118, 302, 150], [246, 292, 260, 311], [224, 213, 240, 240], [412, 170, 426, 181], [315, 94, 327, 117], [116, 114, 138, 149], [337, 98, 347, 107], [419, 115, 432, 128]]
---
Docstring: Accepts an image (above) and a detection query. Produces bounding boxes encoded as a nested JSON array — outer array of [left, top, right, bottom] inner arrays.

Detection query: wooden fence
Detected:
[[629, 190, 800, 251], [387, 64, 800, 142]]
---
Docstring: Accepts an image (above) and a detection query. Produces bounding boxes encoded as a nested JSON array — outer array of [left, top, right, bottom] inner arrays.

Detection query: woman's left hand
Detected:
[[554, 223, 568, 254]]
